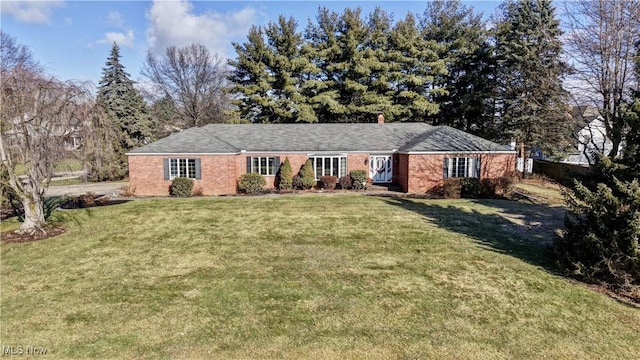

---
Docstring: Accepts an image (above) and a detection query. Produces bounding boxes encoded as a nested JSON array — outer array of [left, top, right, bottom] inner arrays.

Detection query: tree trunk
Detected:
[[19, 187, 45, 235]]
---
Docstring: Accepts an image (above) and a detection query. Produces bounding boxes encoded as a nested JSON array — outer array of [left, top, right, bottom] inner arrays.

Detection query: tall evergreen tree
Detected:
[[494, 0, 572, 167], [265, 16, 316, 123], [228, 26, 274, 123], [303, 7, 347, 122], [97, 43, 154, 151], [387, 12, 445, 122], [421, 0, 497, 138]]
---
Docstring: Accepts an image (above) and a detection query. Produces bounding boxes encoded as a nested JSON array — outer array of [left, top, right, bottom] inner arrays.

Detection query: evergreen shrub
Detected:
[[238, 173, 266, 194], [460, 177, 481, 198], [277, 157, 293, 190], [170, 177, 194, 197], [299, 160, 316, 189], [350, 170, 368, 190], [292, 175, 304, 190]]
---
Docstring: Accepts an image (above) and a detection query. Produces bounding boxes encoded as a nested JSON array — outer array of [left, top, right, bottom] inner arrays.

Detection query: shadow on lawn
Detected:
[[382, 196, 565, 274]]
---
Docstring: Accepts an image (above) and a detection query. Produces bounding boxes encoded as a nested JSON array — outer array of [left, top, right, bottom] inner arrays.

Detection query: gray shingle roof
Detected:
[[128, 123, 512, 154]]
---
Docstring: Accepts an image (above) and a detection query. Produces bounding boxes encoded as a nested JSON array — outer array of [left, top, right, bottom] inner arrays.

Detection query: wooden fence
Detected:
[[532, 159, 590, 186]]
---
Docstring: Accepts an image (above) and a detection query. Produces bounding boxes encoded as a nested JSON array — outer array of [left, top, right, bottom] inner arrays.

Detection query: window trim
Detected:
[[443, 157, 480, 178], [246, 156, 280, 176], [309, 155, 347, 180], [163, 158, 201, 180]]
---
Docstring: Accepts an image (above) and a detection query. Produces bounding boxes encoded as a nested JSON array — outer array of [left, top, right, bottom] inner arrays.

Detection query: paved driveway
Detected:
[[45, 181, 129, 197]]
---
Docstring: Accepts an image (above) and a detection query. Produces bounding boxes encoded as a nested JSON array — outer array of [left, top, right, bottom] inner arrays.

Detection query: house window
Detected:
[[444, 157, 480, 178], [247, 157, 279, 176], [309, 156, 347, 180], [164, 158, 201, 180]]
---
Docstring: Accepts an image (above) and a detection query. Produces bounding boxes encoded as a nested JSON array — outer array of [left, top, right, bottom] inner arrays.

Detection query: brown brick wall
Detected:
[[129, 152, 515, 195], [404, 153, 516, 193], [128, 155, 238, 196], [347, 153, 369, 174]]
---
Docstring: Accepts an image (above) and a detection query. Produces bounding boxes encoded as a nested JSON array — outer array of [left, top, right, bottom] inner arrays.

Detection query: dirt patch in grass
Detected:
[[1, 225, 66, 244]]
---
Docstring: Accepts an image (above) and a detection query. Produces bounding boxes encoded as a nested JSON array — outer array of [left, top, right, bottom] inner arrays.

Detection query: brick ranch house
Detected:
[[127, 122, 515, 196]]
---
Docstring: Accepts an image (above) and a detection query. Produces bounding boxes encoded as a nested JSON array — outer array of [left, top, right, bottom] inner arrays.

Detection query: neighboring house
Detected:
[[562, 106, 622, 165], [127, 121, 515, 196]]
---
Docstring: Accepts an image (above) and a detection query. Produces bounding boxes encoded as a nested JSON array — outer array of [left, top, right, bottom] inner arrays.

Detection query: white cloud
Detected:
[[1, 0, 64, 24], [146, 0, 256, 58], [106, 11, 124, 28], [96, 30, 135, 48]]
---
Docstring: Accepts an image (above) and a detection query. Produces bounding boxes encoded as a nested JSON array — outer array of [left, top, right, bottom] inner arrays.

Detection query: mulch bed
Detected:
[[1, 225, 66, 244]]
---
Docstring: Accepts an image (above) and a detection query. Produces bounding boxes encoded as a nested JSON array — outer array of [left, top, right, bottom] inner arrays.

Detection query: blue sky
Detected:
[[1, 1, 501, 87]]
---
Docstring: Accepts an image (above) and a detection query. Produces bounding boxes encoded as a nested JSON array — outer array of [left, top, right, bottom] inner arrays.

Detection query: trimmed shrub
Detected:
[[339, 175, 352, 190], [496, 176, 516, 195], [299, 160, 316, 189], [460, 177, 481, 198], [277, 157, 293, 190], [350, 170, 368, 190], [442, 178, 462, 198], [238, 173, 266, 194], [170, 176, 194, 197], [292, 175, 304, 190], [319, 175, 338, 190]]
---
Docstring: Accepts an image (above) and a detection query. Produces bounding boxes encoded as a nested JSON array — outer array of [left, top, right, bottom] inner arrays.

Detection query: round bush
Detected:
[[349, 170, 368, 190], [238, 173, 266, 194], [170, 177, 194, 197], [339, 175, 352, 190], [319, 175, 338, 190]]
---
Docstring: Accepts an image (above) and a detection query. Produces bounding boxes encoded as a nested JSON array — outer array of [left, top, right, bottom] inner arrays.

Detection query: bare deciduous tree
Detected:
[[1, 32, 90, 234], [564, 0, 640, 158], [141, 44, 234, 129]]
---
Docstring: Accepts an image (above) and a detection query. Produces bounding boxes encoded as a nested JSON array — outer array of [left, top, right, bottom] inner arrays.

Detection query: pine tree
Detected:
[[494, 0, 572, 167], [421, 0, 497, 137], [557, 157, 640, 287], [303, 7, 346, 122], [228, 26, 274, 123], [558, 43, 640, 289], [387, 12, 445, 122], [265, 16, 316, 123], [97, 43, 155, 150]]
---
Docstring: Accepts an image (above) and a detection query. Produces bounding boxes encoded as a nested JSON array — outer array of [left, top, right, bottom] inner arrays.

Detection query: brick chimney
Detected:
[[377, 113, 385, 124]]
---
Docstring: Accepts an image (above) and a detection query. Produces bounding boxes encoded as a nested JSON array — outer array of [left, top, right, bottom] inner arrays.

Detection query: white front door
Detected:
[[370, 155, 393, 183]]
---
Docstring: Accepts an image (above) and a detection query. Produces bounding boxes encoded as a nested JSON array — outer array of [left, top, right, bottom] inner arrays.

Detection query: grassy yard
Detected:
[[14, 158, 82, 176], [1, 195, 639, 359]]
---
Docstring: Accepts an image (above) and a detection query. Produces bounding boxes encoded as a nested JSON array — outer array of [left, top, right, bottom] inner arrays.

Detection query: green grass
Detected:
[[1, 195, 639, 359], [14, 159, 82, 176], [49, 177, 84, 186], [513, 180, 566, 204]]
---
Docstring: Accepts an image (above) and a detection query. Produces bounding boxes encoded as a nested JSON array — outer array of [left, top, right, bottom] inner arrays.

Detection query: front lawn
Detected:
[[1, 195, 639, 359]]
